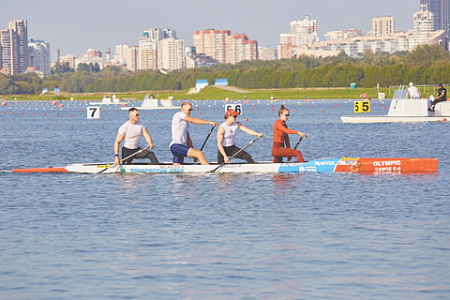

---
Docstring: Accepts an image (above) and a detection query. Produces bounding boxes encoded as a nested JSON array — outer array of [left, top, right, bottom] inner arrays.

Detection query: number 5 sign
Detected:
[[225, 104, 242, 115], [87, 106, 101, 119], [354, 101, 371, 113]]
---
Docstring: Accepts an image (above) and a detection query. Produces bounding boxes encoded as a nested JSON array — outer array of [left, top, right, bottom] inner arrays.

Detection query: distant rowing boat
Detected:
[[89, 95, 127, 106], [12, 157, 439, 174], [121, 94, 180, 110]]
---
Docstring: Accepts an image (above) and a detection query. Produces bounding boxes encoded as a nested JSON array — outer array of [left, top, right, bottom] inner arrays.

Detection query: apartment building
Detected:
[[75, 48, 103, 70], [0, 19, 28, 75], [193, 29, 231, 63], [372, 16, 395, 37], [193, 29, 258, 64], [278, 16, 319, 58], [28, 39, 51, 75], [138, 28, 185, 71], [59, 54, 76, 69], [420, 0, 449, 49]]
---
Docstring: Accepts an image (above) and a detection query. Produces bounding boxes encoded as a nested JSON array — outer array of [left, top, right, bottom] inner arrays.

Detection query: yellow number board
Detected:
[[354, 101, 371, 113]]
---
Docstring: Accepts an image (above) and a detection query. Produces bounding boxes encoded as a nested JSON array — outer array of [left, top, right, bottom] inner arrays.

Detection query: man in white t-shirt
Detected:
[[113, 108, 159, 165], [170, 102, 218, 165], [406, 82, 421, 99]]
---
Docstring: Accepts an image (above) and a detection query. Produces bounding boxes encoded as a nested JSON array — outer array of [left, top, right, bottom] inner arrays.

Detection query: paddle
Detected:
[[210, 136, 262, 173], [199, 126, 215, 151], [98, 146, 149, 173], [293, 136, 303, 150]]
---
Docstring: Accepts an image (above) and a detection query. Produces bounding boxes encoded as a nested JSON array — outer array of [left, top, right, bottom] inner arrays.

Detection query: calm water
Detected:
[[1, 99, 449, 299]]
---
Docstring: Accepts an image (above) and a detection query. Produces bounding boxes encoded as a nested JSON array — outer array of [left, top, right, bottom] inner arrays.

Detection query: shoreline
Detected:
[[1, 86, 392, 101]]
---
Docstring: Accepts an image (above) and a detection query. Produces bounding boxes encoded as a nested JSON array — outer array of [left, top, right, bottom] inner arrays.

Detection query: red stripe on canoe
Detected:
[[13, 167, 68, 173], [335, 158, 438, 173]]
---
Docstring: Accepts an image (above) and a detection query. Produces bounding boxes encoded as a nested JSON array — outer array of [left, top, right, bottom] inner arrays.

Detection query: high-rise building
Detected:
[[410, 4, 446, 48], [114, 44, 130, 65], [158, 37, 185, 70], [420, 0, 449, 48], [59, 54, 76, 69], [289, 16, 319, 45], [28, 39, 51, 75], [193, 30, 231, 63], [126, 46, 139, 71], [278, 16, 318, 59], [372, 16, 395, 37], [258, 46, 277, 60], [75, 48, 103, 70], [193, 29, 258, 64], [229, 34, 258, 64], [0, 19, 28, 75], [138, 28, 185, 71]]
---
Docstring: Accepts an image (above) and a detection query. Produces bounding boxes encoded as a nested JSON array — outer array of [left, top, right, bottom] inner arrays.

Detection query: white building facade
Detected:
[[138, 28, 185, 71], [28, 39, 51, 75]]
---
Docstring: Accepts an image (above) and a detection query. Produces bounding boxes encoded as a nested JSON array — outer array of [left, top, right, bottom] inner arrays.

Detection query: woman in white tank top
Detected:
[[217, 109, 264, 164]]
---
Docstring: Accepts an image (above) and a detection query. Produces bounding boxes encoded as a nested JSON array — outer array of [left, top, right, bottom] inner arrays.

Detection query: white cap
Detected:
[[409, 82, 414, 86]]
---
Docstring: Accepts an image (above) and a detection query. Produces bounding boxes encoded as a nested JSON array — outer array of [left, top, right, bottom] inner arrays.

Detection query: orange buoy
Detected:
[[245, 118, 249, 121], [1, 101, 6, 106]]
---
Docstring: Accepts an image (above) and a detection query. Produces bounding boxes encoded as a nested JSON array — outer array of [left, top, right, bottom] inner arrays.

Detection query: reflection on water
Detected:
[[1, 100, 450, 299]]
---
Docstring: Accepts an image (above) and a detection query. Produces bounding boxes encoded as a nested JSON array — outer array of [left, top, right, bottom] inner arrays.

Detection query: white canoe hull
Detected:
[[60, 157, 438, 174]]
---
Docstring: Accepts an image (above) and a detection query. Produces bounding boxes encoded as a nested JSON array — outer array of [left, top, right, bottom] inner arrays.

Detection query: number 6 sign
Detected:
[[224, 104, 242, 115]]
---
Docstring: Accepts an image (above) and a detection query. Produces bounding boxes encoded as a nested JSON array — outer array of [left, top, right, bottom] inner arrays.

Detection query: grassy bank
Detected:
[[1, 86, 393, 101]]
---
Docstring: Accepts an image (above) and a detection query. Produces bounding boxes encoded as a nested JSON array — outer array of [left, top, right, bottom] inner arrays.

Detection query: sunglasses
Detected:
[[284, 114, 290, 117], [232, 115, 238, 118], [135, 113, 140, 116], [188, 108, 193, 112]]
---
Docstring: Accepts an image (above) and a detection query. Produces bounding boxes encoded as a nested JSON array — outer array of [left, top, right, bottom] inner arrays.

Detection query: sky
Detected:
[[1, 0, 420, 61]]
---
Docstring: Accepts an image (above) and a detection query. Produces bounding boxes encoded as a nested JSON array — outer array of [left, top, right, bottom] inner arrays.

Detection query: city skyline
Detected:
[[2, 0, 420, 60]]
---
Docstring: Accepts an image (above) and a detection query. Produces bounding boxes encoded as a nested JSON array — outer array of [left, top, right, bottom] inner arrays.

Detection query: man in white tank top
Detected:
[[113, 108, 159, 165], [170, 102, 218, 165]]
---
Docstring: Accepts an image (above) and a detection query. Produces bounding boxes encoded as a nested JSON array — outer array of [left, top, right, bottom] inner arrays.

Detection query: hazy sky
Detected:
[[2, 0, 420, 61]]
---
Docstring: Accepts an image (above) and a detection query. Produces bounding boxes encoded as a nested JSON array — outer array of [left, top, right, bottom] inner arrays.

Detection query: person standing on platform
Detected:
[[114, 108, 159, 165], [406, 82, 421, 99]]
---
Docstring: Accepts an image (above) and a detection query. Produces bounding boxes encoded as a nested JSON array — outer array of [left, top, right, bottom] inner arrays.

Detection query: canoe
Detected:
[[12, 157, 439, 174]]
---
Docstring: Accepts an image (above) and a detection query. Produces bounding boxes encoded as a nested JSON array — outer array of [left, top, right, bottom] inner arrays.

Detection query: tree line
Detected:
[[1, 45, 449, 95]]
